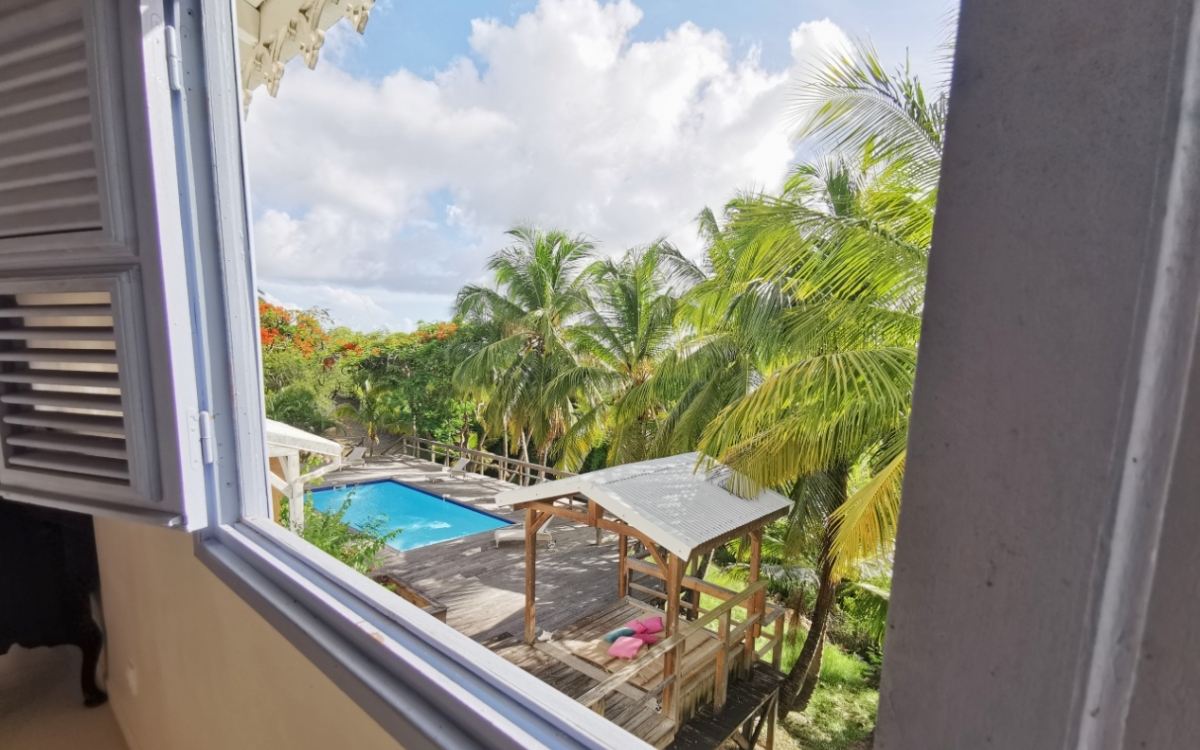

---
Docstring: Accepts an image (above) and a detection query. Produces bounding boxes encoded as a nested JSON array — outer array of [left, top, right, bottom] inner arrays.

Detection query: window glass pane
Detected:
[[241, 3, 954, 746]]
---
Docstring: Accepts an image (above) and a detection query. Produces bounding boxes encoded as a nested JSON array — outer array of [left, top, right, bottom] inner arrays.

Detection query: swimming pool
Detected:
[[309, 479, 512, 551]]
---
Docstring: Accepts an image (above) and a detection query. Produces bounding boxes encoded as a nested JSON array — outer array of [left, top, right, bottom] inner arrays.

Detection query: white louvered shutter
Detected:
[[0, 0, 207, 527]]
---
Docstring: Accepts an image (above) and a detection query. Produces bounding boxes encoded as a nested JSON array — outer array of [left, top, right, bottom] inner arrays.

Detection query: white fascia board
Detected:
[[493, 477, 587, 507], [494, 477, 695, 559], [264, 418, 343, 457]]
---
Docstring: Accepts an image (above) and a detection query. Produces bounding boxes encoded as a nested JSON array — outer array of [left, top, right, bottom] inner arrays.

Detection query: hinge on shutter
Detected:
[[198, 411, 215, 465], [164, 24, 183, 91]]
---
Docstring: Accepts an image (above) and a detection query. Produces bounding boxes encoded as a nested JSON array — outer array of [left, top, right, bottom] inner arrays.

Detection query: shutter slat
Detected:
[[0, 166, 95, 194], [0, 54, 88, 97], [0, 27, 84, 70], [4, 411, 124, 436], [0, 305, 110, 318], [0, 350, 117, 364], [0, 10, 140, 496], [0, 391, 122, 411], [0, 134, 94, 169], [0, 101, 91, 145], [7, 433, 127, 460], [0, 80, 89, 121], [0, 12, 99, 242], [8, 450, 129, 481], [0, 327, 114, 341], [0, 193, 98, 217], [0, 371, 119, 388]]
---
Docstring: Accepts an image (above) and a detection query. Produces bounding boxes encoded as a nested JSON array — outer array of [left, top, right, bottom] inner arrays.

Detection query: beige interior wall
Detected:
[[92, 518, 405, 750]]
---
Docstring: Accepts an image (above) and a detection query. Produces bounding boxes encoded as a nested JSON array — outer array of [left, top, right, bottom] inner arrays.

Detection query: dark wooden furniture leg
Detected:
[[0, 499, 107, 707]]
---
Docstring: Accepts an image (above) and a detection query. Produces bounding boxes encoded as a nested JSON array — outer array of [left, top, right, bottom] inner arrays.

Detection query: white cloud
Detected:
[[246, 0, 850, 329]]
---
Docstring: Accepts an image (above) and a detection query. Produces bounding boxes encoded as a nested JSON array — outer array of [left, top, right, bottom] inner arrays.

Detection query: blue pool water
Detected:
[[309, 480, 511, 551]]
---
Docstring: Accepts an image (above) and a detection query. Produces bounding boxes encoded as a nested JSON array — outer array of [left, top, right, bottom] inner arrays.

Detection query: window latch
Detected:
[[198, 411, 215, 465]]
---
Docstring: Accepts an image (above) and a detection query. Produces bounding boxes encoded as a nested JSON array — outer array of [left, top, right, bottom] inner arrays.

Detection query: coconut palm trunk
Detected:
[[778, 518, 838, 715]]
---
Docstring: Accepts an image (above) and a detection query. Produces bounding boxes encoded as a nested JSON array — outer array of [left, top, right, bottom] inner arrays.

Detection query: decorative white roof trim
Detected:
[[237, 0, 374, 108], [494, 453, 792, 560], [265, 417, 343, 457]]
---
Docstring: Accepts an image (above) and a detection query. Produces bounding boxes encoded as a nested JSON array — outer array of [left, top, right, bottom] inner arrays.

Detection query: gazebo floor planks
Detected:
[[665, 661, 784, 750], [483, 599, 778, 749], [483, 631, 676, 746]]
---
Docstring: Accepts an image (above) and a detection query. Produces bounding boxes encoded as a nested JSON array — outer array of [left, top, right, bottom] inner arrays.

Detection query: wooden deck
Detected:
[[323, 455, 626, 639], [320, 455, 784, 748], [482, 599, 680, 747], [479, 598, 783, 749]]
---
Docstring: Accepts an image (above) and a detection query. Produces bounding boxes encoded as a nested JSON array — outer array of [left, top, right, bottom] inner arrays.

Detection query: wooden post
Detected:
[[617, 533, 628, 598], [662, 553, 685, 719], [714, 610, 730, 713], [765, 693, 777, 750], [746, 528, 763, 664], [772, 618, 784, 669], [524, 507, 537, 644], [587, 500, 604, 545]]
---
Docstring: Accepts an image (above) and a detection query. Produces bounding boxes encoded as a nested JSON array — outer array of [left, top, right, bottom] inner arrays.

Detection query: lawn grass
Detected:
[[695, 567, 878, 750], [776, 637, 877, 750]]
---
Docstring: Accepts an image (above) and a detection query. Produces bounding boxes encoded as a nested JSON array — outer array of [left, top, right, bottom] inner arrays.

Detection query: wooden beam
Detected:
[[714, 610, 730, 713], [525, 507, 537, 644], [577, 580, 767, 708], [618, 533, 628, 598], [587, 494, 603, 543], [766, 693, 777, 750], [627, 581, 700, 612], [746, 528, 762, 663], [691, 507, 790, 558], [527, 503, 669, 572], [529, 509, 553, 534], [627, 556, 749, 601], [662, 553, 685, 719], [533, 641, 651, 703]]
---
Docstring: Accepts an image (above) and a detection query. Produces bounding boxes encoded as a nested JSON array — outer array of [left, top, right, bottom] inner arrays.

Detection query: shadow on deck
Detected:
[[321, 455, 784, 749], [484, 599, 783, 749], [323, 455, 622, 639]]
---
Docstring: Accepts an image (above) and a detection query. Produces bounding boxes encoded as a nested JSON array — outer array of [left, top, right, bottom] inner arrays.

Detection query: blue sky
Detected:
[[337, 1, 952, 84], [247, 0, 955, 331]]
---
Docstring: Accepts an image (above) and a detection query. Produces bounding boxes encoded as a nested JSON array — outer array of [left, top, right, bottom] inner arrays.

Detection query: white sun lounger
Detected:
[[495, 524, 554, 548], [431, 457, 471, 482], [344, 445, 367, 468]]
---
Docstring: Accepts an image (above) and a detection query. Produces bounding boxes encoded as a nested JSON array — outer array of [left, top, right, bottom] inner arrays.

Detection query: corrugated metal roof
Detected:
[[494, 453, 792, 560]]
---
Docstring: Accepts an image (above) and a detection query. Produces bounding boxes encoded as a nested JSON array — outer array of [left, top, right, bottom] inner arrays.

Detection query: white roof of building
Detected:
[[237, 0, 375, 107], [264, 418, 343, 458], [494, 453, 792, 560]]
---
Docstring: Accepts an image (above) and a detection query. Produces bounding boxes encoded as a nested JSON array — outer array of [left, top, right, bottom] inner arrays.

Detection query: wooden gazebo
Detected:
[[493, 453, 792, 749]]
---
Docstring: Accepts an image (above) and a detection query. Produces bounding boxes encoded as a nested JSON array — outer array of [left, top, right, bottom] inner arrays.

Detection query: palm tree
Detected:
[[694, 41, 944, 714], [555, 240, 702, 467], [453, 227, 596, 467], [334, 377, 406, 454]]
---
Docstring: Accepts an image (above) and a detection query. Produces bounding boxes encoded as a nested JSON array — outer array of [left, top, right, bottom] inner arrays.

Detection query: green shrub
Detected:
[[265, 385, 337, 434], [279, 491, 399, 573]]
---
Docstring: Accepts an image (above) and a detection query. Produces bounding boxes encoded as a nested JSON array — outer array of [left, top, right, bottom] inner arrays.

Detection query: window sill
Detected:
[[194, 518, 645, 750]]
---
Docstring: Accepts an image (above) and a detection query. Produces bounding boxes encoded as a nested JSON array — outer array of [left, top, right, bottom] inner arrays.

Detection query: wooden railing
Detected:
[[577, 578, 773, 722], [388, 434, 575, 486], [624, 555, 785, 671]]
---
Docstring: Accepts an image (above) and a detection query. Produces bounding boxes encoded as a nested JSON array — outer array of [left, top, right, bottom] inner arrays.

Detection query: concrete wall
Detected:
[[878, 0, 1200, 747], [93, 518, 405, 750]]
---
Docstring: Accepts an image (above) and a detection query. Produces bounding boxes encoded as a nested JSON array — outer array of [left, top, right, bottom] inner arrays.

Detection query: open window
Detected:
[[3, 0, 916, 748], [0, 0, 207, 528]]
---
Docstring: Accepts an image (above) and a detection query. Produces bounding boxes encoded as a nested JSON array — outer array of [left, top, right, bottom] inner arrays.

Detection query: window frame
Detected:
[[170, 0, 650, 747]]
